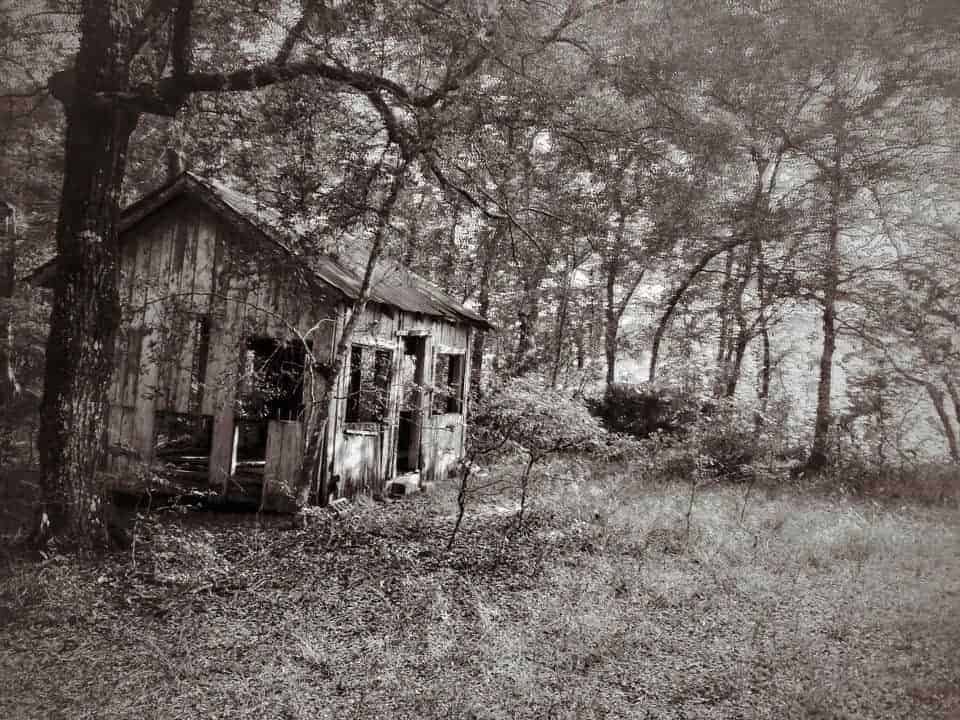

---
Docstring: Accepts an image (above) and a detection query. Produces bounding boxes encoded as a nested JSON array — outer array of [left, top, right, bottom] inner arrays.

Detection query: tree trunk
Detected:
[[294, 158, 409, 506], [470, 221, 501, 400], [724, 327, 751, 398], [755, 275, 771, 429], [0, 204, 20, 405], [808, 208, 841, 473], [438, 199, 461, 294], [926, 382, 960, 464], [550, 263, 571, 387], [603, 262, 618, 386], [807, 128, 848, 474], [723, 243, 759, 398], [38, 4, 140, 547], [714, 249, 735, 393], [513, 271, 544, 376]]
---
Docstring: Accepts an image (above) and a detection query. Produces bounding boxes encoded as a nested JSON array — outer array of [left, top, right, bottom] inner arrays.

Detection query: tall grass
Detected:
[[1, 458, 958, 719]]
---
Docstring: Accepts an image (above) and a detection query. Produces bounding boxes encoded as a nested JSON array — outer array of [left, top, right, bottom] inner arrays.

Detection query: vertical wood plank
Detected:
[[131, 232, 162, 459], [207, 226, 243, 490]]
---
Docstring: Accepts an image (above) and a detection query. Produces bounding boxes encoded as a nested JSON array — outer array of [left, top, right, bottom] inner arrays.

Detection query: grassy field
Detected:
[[1, 460, 959, 719]]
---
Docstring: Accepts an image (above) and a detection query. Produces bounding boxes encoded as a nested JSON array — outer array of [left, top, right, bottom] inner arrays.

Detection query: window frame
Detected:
[[432, 352, 465, 415], [345, 343, 393, 426]]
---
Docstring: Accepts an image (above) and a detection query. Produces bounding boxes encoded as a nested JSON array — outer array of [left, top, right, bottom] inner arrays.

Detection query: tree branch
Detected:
[[170, 0, 194, 79], [275, 0, 321, 65], [129, 0, 177, 55]]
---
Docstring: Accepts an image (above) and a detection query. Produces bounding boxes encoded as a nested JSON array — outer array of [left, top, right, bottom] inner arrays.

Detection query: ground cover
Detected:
[[1, 461, 958, 719]]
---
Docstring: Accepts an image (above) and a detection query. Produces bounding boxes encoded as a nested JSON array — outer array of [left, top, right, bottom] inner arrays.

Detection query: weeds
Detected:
[[1, 461, 959, 719]]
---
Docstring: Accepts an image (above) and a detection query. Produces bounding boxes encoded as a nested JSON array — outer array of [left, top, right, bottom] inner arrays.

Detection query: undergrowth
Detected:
[[1, 460, 958, 719]]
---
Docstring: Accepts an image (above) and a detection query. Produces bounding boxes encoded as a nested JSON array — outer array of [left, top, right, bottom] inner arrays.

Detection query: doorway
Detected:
[[235, 336, 306, 476], [395, 335, 426, 474]]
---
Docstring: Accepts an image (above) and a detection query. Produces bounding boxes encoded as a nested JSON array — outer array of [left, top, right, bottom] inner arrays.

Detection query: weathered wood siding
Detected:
[[107, 195, 476, 500], [261, 420, 303, 510], [337, 430, 381, 497], [422, 412, 465, 481], [328, 306, 472, 494], [107, 197, 338, 485]]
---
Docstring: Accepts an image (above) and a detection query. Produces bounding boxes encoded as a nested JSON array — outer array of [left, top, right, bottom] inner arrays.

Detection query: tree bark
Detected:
[[807, 166, 843, 473], [756, 245, 772, 424], [550, 262, 571, 387], [0, 204, 20, 405], [513, 271, 545, 376], [470, 213, 505, 400], [714, 249, 735, 393], [38, 2, 141, 547], [603, 260, 619, 386], [723, 240, 759, 398], [926, 382, 960, 464]]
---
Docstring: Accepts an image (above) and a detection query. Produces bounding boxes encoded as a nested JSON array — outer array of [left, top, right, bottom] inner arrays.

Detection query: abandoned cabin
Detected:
[[30, 172, 491, 508]]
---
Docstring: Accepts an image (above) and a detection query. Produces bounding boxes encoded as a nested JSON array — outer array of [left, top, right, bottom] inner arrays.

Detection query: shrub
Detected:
[[643, 399, 771, 483], [450, 376, 608, 544], [589, 382, 707, 439], [471, 375, 607, 459]]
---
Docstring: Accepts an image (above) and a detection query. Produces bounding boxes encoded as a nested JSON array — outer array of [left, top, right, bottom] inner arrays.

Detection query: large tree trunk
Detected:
[[513, 272, 544, 376], [38, 4, 140, 546]]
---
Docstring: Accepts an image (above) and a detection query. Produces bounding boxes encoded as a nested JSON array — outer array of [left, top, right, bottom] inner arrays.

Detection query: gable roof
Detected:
[[29, 172, 492, 330]]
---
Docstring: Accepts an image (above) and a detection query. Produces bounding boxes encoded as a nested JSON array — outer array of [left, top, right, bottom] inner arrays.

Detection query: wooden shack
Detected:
[[30, 172, 491, 505]]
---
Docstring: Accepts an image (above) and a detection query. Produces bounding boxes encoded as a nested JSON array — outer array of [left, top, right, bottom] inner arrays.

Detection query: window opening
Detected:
[[236, 337, 307, 469], [432, 353, 465, 414], [346, 344, 393, 426]]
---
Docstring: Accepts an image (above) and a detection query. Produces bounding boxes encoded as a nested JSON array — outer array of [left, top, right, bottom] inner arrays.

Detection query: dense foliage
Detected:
[[1, 0, 958, 543]]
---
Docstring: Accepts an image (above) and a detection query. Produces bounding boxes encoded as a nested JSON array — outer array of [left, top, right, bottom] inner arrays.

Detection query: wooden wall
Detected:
[[329, 305, 473, 496], [108, 194, 476, 502], [107, 197, 337, 490]]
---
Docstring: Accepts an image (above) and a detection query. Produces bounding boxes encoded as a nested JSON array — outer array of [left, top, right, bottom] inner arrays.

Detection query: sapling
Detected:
[[468, 376, 606, 532]]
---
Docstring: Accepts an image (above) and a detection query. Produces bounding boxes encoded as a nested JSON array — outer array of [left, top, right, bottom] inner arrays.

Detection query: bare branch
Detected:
[[129, 0, 177, 55], [170, 0, 194, 79], [274, 0, 321, 66]]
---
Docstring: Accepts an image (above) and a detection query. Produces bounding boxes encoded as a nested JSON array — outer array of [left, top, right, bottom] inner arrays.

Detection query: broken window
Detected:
[[238, 337, 306, 421], [154, 411, 213, 470], [346, 345, 392, 425], [236, 338, 307, 464], [432, 353, 465, 415]]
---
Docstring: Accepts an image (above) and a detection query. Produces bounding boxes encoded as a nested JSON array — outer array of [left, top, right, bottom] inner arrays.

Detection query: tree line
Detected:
[[0, 0, 958, 546]]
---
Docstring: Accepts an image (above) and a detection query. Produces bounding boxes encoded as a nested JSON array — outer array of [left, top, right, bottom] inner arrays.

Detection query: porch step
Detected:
[[327, 497, 353, 518], [387, 472, 422, 497]]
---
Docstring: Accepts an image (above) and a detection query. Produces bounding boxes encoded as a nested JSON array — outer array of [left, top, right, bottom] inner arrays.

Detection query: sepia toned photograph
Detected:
[[1, 1, 958, 717]]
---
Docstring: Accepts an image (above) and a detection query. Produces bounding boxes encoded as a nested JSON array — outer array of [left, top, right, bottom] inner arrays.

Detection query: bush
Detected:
[[589, 382, 707, 439], [452, 376, 608, 540], [471, 376, 607, 459], [639, 399, 770, 483]]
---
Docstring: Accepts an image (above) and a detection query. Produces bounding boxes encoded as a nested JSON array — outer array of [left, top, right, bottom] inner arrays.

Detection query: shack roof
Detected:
[[28, 172, 492, 330]]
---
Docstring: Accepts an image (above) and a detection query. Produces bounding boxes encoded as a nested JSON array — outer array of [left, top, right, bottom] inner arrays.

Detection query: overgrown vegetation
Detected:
[[2, 459, 958, 719]]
